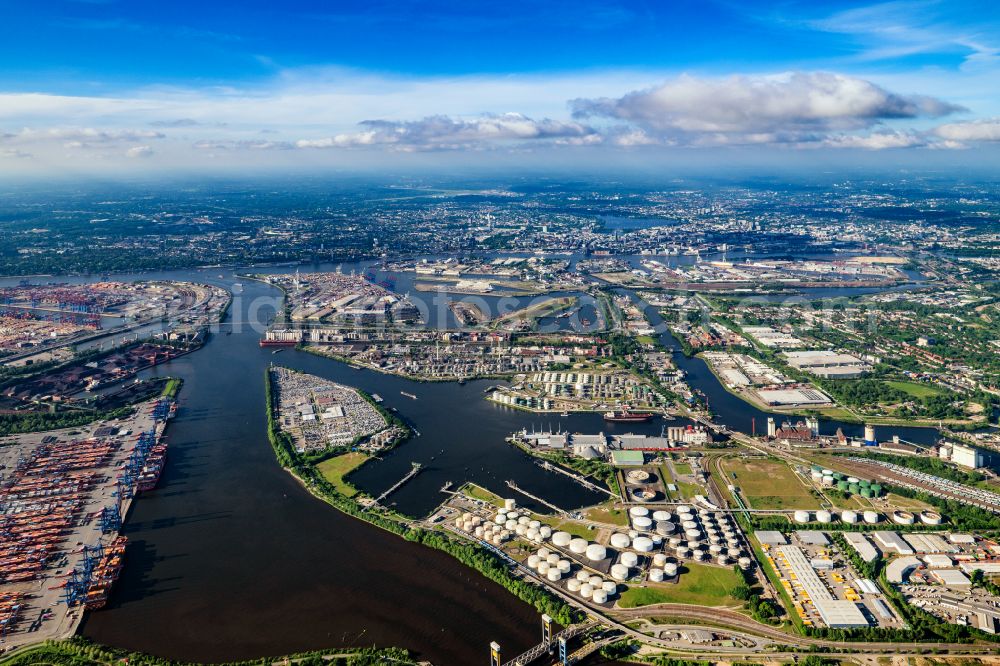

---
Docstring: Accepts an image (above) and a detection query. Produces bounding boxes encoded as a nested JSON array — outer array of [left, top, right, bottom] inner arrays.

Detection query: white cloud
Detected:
[[296, 113, 596, 151], [821, 131, 927, 149], [932, 117, 1000, 141], [126, 145, 153, 158], [571, 72, 962, 144]]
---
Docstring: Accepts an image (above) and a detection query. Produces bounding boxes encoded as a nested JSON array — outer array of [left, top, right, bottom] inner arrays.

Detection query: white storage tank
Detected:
[[842, 510, 859, 524], [727, 547, 741, 558], [546, 568, 562, 582], [569, 538, 588, 554], [576, 570, 591, 582], [539, 526, 552, 539], [794, 510, 811, 524], [557, 559, 572, 574], [505, 519, 518, 531], [586, 544, 608, 562], [920, 511, 942, 525], [653, 510, 671, 522], [669, 537, 682, 547], [863, 510, 880, 524], [518, 516, 530, 526], [526, 528, 540, 542], [475, 526, 485, 538], [527, 555, 540, 569], [528, 520, 541, 530], [629, 506, 650, 517], [738, 557, 753, 570], [676, 547, 690, 559], [591, 589, 608, 604], [620, 552, 639, 568], [567, 579, 582, 592], [655, 521, 675, 536], [580, 584, 594, 599], [515, 524, 527, 536], [552, 531, 573, 548], [892, 511, 915, 525], [602, 581, 617, 594], [610, 533, 631, 549], [538, 548, 551, 559], [709, 544, 723, 555], [610, 564, 630, 581], [546, 553, 560, 566], [717, 555, 729, 566], [664, 562, 678, 577], [682, 520, 698, 530], [653, 553, 668, 567], [816, 510, 833, 523], [494, 513, 506, 525], [504, 498, 516, 511], [537, 561, 550, 575], [685, 529, 701, 539], [633, 536, 654, 552], [633, 516, 653, 530], [588, 575, 603, 587], [649, 568, 664, 582]]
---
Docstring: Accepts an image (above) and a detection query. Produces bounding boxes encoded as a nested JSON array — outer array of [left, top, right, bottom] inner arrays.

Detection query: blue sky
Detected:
[[1, 0, 999, 173]]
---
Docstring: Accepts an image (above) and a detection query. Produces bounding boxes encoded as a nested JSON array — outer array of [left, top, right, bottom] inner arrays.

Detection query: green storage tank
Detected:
[[833, 472, 845, 481], [849, 483, 860, 493], [811, 465, 823, 473], [837, 480, 849, 491], [859, 480, 871, 488], [861, 488, 874, 498], [871, 484, 883, 496]]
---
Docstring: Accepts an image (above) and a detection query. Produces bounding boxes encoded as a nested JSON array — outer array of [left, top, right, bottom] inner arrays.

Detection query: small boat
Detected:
[[272, 349, 283, 354], [401, 391, 417, 400], [560, 411, 569, 417]]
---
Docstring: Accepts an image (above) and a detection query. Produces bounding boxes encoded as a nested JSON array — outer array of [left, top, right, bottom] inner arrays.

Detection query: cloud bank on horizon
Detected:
[[0, 0, 998, 172]]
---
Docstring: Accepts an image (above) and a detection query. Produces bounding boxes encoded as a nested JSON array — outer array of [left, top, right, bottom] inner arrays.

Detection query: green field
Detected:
[[316, 452, 369, 498], [722, 458, 821, 510], [617, 563, 743, 608], [582, 503, 630, 527], [885, 380, 945, 399], [673, 462, 693, 476], [462, 482, 505, 507]]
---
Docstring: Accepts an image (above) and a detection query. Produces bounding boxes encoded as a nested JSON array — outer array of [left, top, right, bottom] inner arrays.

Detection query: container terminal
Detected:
[[0, 396, 176, 646]]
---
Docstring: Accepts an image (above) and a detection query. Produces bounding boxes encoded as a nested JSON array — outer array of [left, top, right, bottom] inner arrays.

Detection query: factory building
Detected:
[[939, 443, 984, 469], [777, 545, 870, 628]]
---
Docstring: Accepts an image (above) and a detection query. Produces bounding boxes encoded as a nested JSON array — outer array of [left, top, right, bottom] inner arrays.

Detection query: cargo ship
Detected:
[[603, 408, 655, 423], [137, 443, 167, 493], [83, 536, 127, 610]]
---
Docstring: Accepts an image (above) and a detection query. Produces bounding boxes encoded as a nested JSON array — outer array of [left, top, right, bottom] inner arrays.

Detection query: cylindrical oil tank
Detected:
[[591, 589, 608, 604], [653, 553, 668, 567], [586, 544, 607, 561], [539, 526, 552, 539], [588, 575, 603, 587], [709, 544, 723, 555], [656, 521, 675, 536], [474, 526, 485, 538], [682, 520, 698, 530], [567, 579, 582, 592], [602, 581, 617, 594], [669, 537, 682, 546], [664, 562, 678, 577], [653, 510, 671, 522], [620, 552, 639, 568], [515, 524, 527, 536], [847, 476, 859, 484], [528, 520, 541, 530], [527, 555, 540, 569], [794, 510, 811, 523], [580, 584, 594, 599], [552, 531, 572, 548], [633, 536, 654, 552], [546, 569, 561, 582], [610, 533, 631, 549], [676, 504, 691, 514], [576, 570, 590, 582], [893, 511, 915, 525], [526, 528, 540, 542], [504, 498, 516, 511], [538, 547, 551, 559], [505, 519, 518, 531], [727, 547, 741, 558], [842, 510, 858, 524], [717, 555, 729, 566], [921, 511, 942, 525], [557, 559, 571, 574], [545, 553, 560, 566], [676, 547, 690, 558], [709, 536, 721, 545], [816, 510, 833, 523], [686, 540, 700, 549], [864, 510, 880, 524], [871, 484, 883, 496], [518, 516, 530, 526], [569, 538, 588, 554], [629, 506, 649, 517], [649, 568, 664, 582], [537, 561, 549, 575], [633, 516, 653, 530], [494, 513, 506, 525], [610, 564, 629, 581], [685, 528, 701, 539], [694, 550, 707, 561], [738, 557, 752, 570]]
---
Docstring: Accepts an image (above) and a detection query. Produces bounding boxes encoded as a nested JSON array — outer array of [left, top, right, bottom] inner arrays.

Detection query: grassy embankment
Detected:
[[0, 638, 415, 666]]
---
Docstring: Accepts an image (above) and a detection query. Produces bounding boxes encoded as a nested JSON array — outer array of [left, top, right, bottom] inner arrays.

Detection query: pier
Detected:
[[369, 462, 423, 507], [505, 481, 567, 516], [533, 459, 617, 498]]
